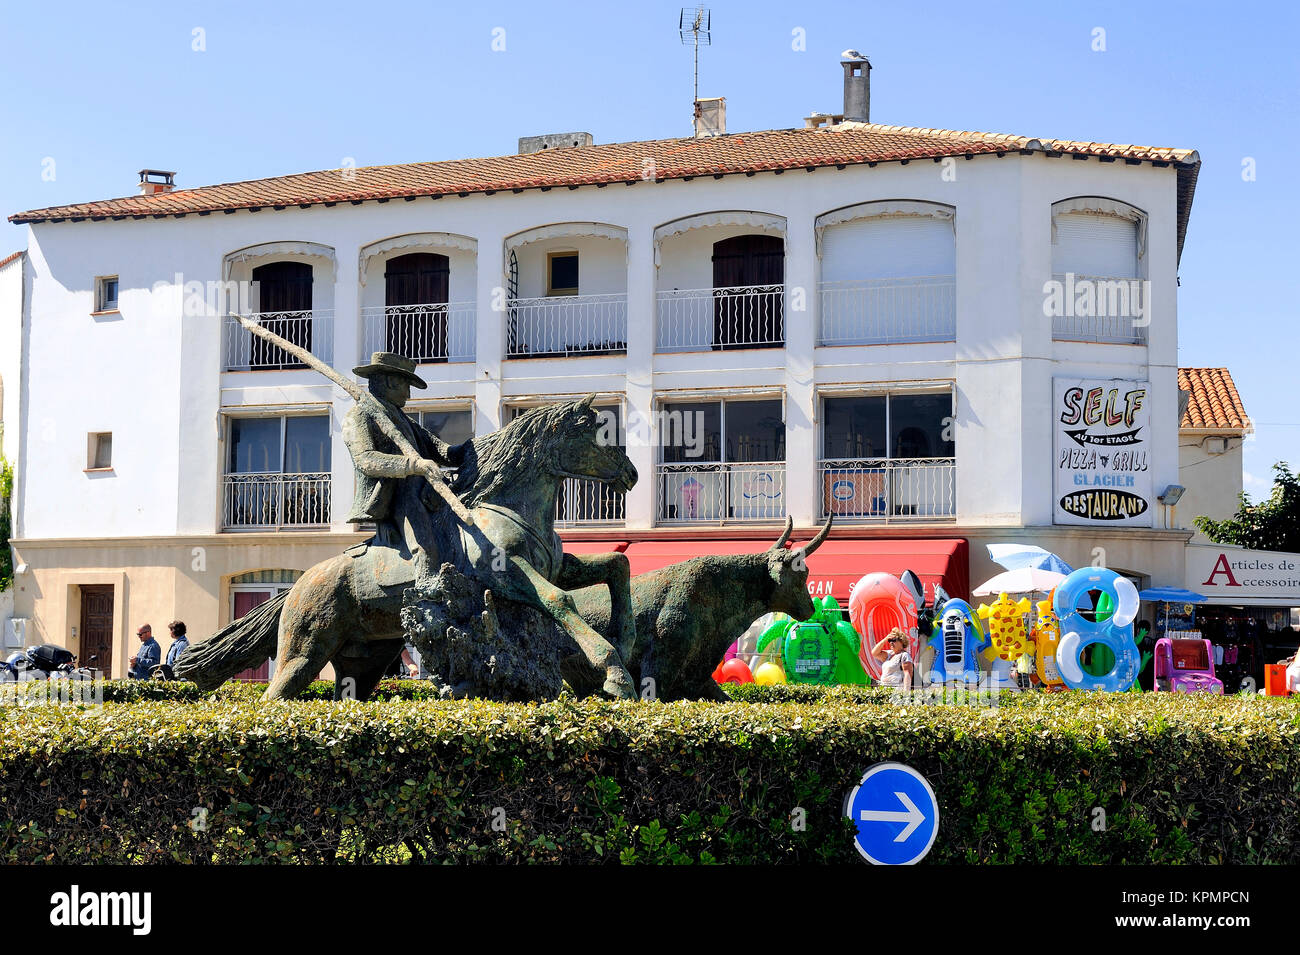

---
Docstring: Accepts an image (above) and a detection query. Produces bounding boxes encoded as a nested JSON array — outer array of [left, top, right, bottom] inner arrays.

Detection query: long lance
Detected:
[[232, 314, 474, 525]]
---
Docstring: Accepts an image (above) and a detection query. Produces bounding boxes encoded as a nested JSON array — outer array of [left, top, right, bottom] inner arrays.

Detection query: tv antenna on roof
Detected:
[[679, 6, 712, 131]]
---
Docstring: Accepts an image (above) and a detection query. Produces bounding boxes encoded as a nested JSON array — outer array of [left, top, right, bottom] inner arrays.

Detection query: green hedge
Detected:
[[2, 693, 1298, 864], [0, 678, 438, 704]]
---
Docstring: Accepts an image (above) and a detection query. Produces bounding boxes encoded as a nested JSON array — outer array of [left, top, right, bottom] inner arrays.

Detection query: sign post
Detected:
[[843, 762, 939, 865]]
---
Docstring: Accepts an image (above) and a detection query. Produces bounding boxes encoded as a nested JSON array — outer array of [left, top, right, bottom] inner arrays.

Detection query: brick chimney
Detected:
[[138, 169, 177, 195], [842, 55, 871, 122]]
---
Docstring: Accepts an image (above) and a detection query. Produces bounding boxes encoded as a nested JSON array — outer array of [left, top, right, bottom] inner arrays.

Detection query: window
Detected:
[[820, 391, 955, 520], [1052, 212, 1139, 279], [547, 252, 579, 295], [223, 415, 331, 529], [818, 208, 956, 345], [385, 252, 450, 361], [419, 407, 474, 447], [658, 397, 785, 522], [87, 432, 113, 470], [95, 276, 119, 313], [822, 393, 954, 461], [249, 261, 313, 369]]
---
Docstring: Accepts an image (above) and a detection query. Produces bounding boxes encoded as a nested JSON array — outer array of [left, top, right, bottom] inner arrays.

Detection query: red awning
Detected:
[[617, 537, 967, 607], [622, 540, 779, 576], [792, 538, 969, 605], [561, 540, 629, 555]]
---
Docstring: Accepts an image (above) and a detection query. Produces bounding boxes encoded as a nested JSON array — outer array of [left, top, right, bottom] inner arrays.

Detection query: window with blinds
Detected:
[[1052, 212, 1139, 279], [821, 215, 955, 281]]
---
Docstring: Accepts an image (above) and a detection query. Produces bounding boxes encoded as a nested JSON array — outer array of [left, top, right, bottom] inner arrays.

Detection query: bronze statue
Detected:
[[178, 318, 830, 703], [177, 322, 640, 700]]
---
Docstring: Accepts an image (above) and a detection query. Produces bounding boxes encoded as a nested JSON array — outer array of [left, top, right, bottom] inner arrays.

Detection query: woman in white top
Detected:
[[871, 627, 914, 688]]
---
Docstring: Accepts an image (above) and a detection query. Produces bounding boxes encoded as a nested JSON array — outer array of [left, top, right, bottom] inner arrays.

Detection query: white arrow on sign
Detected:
[[860, 791, 924, 842]]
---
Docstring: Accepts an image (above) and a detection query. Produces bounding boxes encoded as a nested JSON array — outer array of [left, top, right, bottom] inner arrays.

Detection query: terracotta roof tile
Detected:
[[1179, 367, 1252, 432], [0, 249, 23, 270], [8, 124, 1200, 258], [9, 124, 1199, 218]]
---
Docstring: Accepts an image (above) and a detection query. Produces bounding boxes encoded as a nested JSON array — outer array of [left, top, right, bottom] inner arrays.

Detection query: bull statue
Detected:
[[571, 516, 833, 701]]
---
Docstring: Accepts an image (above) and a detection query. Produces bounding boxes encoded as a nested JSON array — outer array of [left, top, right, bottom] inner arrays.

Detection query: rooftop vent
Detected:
[[518, 132, 594, 154], [138, 169, 177, 195]]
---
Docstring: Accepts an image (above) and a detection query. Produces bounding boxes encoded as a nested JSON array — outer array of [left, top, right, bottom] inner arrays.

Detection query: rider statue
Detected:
[[343, 352, 468, 582]]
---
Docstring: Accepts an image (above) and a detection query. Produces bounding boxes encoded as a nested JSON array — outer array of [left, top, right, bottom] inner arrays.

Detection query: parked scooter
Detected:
[[0, 646, 97, 681]]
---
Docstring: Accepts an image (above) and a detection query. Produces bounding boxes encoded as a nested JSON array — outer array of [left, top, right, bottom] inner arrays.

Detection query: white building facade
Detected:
[[6, 119, 1202, 677]]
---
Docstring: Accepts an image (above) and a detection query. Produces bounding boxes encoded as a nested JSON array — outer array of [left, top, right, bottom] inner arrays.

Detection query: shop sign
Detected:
[[1053, 377, 1152, 526], [1185, 544, 1300, 603]]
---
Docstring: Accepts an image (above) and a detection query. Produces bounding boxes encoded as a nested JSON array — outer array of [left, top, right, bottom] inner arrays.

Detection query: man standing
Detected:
[[343, 352, 467, 576], [129, 625, 160, 680]]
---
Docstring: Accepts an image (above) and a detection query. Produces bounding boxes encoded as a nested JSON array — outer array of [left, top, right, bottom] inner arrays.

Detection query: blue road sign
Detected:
[[843, 762, 939, 865]]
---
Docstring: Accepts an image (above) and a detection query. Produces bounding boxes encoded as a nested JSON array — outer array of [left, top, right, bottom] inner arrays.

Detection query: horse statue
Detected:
[[176, 396, 640, 701]]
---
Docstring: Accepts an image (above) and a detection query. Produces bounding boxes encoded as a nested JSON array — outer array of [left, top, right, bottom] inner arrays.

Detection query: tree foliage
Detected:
[[0, 455, 12, 591], [1195, 462, 1300, 552]]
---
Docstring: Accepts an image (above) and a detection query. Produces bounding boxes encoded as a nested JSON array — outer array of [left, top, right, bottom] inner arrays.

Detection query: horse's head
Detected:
[[548, 395, 638, 492]]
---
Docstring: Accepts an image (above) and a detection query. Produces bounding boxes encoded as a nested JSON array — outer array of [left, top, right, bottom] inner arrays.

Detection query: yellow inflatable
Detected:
[[1030, 596, 1065, 688], [977, 592, 1034, 670], [753, 662, 787, 685]]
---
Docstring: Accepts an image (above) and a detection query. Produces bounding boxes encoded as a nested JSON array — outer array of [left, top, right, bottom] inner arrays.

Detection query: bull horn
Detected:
[[769, 515, 794, 551], [578, 393, 597, 409], [795, 515, 834, 559]]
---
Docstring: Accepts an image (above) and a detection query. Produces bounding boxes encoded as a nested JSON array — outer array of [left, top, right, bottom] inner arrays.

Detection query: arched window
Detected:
[[711, 234, 784, 349], [250, 261, 313, 368], [816, 201, 956, 344], [384, 252, 450, 361]]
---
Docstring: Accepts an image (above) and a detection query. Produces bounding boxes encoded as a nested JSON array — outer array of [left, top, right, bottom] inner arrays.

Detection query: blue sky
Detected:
[[1, 0, 1295, 497]]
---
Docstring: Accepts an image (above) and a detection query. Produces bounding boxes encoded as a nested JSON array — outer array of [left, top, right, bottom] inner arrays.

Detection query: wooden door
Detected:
[[78, 585, 114, 674], [711, 234, 784, 349], [251, 261, 313, 368], [231, 590, 273, 682], [385, 253, 450, 362]]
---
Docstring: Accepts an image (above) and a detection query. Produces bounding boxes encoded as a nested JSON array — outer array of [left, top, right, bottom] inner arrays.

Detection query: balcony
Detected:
[[820, 458, 956, 522], [506, 293, 628, 358], [222, 472, 332, 530], [223, 311, 334, 371], [656, 285, 785, 353], [555, 476, 626, 526], [819, 276, 956, 346], [656, 462, 786, 523], [1050, 274, 1148, 345], [362, 302, 475, 364]]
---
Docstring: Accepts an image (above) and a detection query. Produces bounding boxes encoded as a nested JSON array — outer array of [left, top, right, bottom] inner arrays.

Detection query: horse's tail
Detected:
[[173, 590, 288, 691]]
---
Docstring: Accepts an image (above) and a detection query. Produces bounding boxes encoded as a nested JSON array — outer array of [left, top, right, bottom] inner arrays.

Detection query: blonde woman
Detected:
[[872, 627, 914, 688]]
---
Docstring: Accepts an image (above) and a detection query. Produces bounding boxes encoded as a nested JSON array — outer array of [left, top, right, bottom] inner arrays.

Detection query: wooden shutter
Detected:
[[251, 261, 313, 367], [385, 253, 450, 361], [711, 234, 784, 349]]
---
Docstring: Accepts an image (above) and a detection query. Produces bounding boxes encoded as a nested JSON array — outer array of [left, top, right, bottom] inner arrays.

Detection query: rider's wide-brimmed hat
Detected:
[[352, 351, 427, 389]]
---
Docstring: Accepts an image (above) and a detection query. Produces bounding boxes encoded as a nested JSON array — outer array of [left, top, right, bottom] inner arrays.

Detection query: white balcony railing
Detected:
[[1049, 274, 1149, 344], [555, 476, 626, 525], [656, 462, 786, 523], [222, 472, 332, 530], [362, 302, 475, 363], [507, 293, 628, 358], [819, 276, 956, 345], [820, 458, 956, 522], [656, 284, 785, 353], [223, 311, 334, 371]]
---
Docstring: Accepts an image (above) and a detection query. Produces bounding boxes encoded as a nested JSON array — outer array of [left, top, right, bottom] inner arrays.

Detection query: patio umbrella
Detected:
[[973, 567, 1068, 597], [1138, 587, 1207, 604], [986, 544, 1074, 576]]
